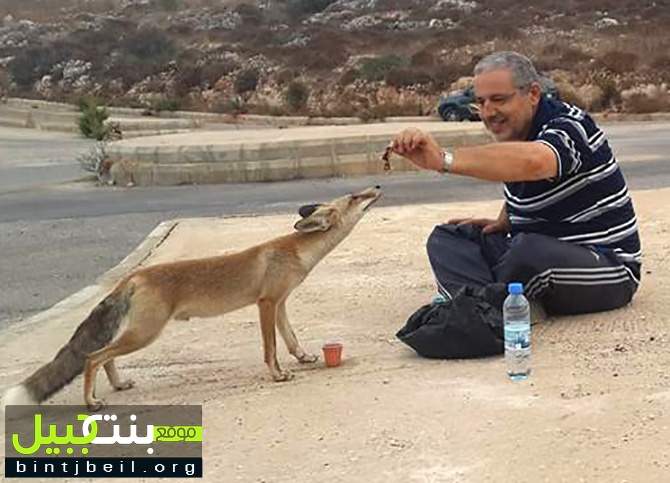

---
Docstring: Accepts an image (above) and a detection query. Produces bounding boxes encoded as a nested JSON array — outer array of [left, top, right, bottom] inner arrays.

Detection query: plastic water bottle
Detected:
[[503, 282, 531, 380]]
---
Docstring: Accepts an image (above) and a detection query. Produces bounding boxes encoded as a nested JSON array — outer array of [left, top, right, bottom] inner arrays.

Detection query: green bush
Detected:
[[155, 0, 181, 11], [358, 55, 408, 82], [78, 97, 110, 140], [286, 0, 337, 16], [385, 68, 432, 88], [234, 68, 260, 94], [235, 3, 263, 25], [285, 80, 310, 112], [153, 98, 180, 112], [211, 96, 246, 115], [122, 28, 175, 63], [8, 46, 56, 88], [593, 74, 621, 108]]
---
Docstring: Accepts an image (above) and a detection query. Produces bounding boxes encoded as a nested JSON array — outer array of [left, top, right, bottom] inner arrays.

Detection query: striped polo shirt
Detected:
[[504, 97, 642, 275]]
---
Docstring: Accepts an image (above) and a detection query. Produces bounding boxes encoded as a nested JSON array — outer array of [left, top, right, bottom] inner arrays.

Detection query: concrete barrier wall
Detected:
[[106, 124, 492, 186], [0, 99, 200, 133], [1, 97, 447, 130]]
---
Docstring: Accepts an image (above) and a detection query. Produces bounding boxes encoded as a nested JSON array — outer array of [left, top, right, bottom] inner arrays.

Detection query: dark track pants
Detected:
[[427, 224, 639, 315]]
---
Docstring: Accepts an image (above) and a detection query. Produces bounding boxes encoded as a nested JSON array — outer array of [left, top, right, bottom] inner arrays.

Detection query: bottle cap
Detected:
[[508, 282, 524, 295]]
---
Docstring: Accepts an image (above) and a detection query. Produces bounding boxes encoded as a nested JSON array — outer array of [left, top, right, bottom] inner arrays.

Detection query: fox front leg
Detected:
[[277, 301, 318, 364]]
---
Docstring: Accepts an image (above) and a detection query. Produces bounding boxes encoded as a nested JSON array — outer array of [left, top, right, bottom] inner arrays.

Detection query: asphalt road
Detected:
[[1, 122, 669, 328]]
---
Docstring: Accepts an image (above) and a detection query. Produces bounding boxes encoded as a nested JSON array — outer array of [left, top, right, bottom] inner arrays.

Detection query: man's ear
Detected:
[[294, 207, 339, 233], [528, 82, 542, 105]]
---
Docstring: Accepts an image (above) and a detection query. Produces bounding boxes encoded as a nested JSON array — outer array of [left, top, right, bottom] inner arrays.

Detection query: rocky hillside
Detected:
[[1, 0, 669, 117]]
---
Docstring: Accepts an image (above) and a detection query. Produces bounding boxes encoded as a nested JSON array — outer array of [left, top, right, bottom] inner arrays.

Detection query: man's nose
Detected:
[[479, 100, 495, 119]]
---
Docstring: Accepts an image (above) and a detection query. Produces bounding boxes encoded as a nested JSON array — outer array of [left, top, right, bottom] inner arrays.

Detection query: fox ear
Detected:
[[294, 207, 339, 233], [298, 203, 321, 218]]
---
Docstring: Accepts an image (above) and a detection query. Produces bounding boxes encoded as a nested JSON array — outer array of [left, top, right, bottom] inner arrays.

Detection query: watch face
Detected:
[[443, 150, 453, 172]]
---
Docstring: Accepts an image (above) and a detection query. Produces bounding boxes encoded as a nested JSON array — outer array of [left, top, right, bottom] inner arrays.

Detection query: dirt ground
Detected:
[[1, 188, 669, 482]]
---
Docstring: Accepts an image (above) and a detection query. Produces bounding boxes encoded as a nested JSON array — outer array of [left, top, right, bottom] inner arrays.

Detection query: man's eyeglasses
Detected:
[[474, 90, 523, 109]]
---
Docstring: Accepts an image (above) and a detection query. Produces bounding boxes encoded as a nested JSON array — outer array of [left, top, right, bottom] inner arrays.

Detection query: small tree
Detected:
[[285, 80, 310, 112], [78, 97, 110, 140]]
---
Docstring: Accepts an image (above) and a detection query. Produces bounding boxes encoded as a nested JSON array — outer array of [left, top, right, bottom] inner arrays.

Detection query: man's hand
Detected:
[[391, 128, 444, 172], [448, 217, 510, 234], [449, 203, 511, 234]]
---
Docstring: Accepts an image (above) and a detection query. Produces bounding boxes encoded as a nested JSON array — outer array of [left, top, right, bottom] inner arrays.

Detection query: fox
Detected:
[[3, 186, 382, 410]]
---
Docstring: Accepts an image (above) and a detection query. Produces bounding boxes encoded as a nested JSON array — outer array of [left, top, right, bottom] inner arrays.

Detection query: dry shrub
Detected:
[[286, 31, 349, 71], [593, 74, 622, 108], [598, 51, 639, 74], [430, 63, 473, 90], [275, 68, 297, 85], [559, 47, 592, 65], [624, 94, 660, 113], [385, 68, 432, 88], [537, 44, 591, 73], [651, 55, 670, 69], [362, 100, 424, 120], [319, 101, 359, 118], [338, 69, 358, 86], [173, 50, 239, 91], [555, 82, 587, 110], [246, 100, 289, 116], [576, 84, 605, 112], [533, 57, 562, 72], [293, 50, 346, 71], [623, 87, 670, 113], [411, 49, 436, 68]]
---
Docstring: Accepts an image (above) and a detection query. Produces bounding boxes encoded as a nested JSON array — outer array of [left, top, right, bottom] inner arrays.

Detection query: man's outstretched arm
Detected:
[[391, 128, 558, 182]]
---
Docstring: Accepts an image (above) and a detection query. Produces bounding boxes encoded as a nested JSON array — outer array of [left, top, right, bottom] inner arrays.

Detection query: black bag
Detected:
[[396, 285, 506, 359]]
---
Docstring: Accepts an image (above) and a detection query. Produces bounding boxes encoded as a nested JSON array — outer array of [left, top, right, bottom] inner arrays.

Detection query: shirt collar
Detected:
[[526, 95, 557, 140]]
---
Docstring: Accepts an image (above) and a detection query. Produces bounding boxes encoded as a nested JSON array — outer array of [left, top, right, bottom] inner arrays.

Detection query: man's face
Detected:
[[473, 69, 541, 142]]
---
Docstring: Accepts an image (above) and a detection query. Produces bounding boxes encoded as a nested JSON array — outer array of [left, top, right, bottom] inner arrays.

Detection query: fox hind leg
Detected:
[[104, 360, 135, 391], [84, 303, 169, 410], [258, 298, 293, 382]]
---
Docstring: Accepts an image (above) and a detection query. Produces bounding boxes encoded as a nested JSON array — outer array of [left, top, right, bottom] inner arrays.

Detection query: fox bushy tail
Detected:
[[3, 284, 133, 407]]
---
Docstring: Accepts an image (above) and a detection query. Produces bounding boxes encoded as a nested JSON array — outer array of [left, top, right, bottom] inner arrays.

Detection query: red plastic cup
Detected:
[[322, 342, 343, 368]]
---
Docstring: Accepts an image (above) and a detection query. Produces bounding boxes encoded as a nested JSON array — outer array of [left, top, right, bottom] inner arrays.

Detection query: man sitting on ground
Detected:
[[391, 51, 641, 321]]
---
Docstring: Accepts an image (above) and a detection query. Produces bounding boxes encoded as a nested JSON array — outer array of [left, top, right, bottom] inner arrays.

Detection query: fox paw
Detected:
[[87, 398, 106, 411], [272, 370, 294, 382], [298, 353, 319, 364], [114, 380, 135, 391]]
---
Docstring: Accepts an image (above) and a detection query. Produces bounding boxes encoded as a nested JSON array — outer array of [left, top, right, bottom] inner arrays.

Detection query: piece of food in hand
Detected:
[[381, 144, 393, 172]]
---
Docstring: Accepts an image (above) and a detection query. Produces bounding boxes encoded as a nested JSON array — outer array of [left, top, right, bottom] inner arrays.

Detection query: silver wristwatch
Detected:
[[441, 149, 454, 173]]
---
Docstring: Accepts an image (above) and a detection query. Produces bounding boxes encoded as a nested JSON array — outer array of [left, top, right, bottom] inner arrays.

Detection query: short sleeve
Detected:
[[534, 118, 589, 181]]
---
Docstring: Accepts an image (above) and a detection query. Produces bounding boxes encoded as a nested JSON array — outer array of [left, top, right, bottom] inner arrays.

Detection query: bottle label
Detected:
[[504, 326, 530, 349]]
